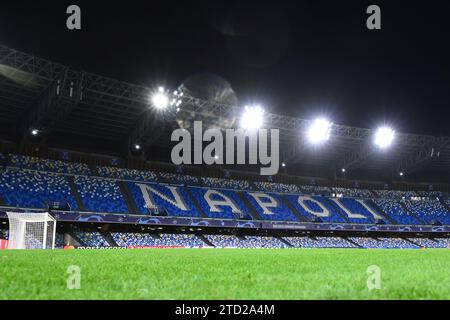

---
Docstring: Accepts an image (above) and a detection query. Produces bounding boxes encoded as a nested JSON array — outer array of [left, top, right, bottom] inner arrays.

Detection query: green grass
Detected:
[[1, 248, 450, 299]]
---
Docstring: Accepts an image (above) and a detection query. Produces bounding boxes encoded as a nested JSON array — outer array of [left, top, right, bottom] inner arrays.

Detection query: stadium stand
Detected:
[[0, 168, 78, 209], [1, 153, 450, 254], [128, 182, 202, 217], [299, 185, 331, 195], [374, 190, 418, 199], [373, 199, 419, 225], [112, 233, 205, 247], [417, 191, 444, 199], [332, 187, 373, 198], [188, 187, 250, 219], [9, 154, 90, 175], [334, 198, 377, 223], [159, 172, 199, 185], [348, 237, 419, 248], [201, 177, 251, 190], [95, 166, 158, 182], [283, 236, 356, 248], [403, 200, 450, 224], [284, 195, 347, 223], [243, 192, 299, 221], [205, 234, 288, 248], [75, 176, 128, 213], [75, 231, 110, 247], [408, 237, 447, 248], [253, 181, 301, 194]]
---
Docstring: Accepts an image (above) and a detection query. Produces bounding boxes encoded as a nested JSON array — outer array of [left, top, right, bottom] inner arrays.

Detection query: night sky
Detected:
[[1, 0, 449, 136]]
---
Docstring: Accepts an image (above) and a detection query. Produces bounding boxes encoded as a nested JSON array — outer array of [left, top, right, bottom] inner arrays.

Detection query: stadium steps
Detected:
[[183, 187, 208, 218], [401, 237, 422, 248], [102, 232, 118, 247], [117, 180, 138, 214], [280, 195, 308, 222], [400, 202, 426, 224], [237, 192, 262, 220], [277, 237, 293, 247], [321, 198, 350, 223], [365, 200, 397, 224], [344, 237, 362, 248], [67, 231, 86, 247], [66, 175, 86, 211], [196, 234, 215, 247]]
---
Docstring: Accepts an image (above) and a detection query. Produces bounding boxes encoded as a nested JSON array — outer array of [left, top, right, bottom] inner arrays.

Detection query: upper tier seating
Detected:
[[417, 191, 444, 199], [75, 176, 128, 213], [375, 190, 418, 199], [201, 177, 251, 190], [95, 166, 157, 182], [112, 232, 205, 247], [333, 187, 373, 198], [373, 199, 419, 225], [0, 168, 78, 209], [159, 172, 199, 185], [9, 154, 90, 175], [254, 181, 301, 194], [299, 185, 331, 195]]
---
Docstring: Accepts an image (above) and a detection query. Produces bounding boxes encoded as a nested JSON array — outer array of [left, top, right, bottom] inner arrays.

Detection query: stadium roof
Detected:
[[0, 44, 449, 180]]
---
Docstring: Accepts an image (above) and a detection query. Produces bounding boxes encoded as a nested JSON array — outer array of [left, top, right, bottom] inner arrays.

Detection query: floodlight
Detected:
[[374, 127, 395, 149], [134, 144, 141, 150], [307, 118, 332, 144], [399, 172, 404, 177], [151, 87, 169, 110], [151, 92, 169, 109], [282, 163, 286, 167], [341, 168, 346, 173], [240, 105, 264, 129], [30, 128, 39, 136]]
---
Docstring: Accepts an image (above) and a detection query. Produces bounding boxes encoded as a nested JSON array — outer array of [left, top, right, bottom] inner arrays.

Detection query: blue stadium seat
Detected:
[[128, 182, 201, 217], [284, 195, 346, 223], [75, 176, 128, 213], [373, 199, 419, 225], [0, 168, 78, 209], [188, 187, 250, 219], [243, 192, 299, 222]]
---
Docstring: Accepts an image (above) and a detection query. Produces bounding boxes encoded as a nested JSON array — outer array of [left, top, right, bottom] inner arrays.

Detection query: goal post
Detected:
[[6, 212, 56, 249]]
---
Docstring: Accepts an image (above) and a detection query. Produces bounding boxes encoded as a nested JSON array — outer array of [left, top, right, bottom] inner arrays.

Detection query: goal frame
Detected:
[[6, 212, 57, 249]]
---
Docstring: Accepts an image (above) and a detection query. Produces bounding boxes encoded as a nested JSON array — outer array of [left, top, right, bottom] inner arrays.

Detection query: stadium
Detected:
[[0, 43, 450, 300], [1, 2, 450, 302]]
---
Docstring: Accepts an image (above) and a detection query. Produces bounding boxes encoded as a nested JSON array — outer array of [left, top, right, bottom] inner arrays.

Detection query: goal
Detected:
[[6, 212, 56, 249]]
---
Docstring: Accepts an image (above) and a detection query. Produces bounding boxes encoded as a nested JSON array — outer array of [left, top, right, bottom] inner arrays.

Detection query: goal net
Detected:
[[6, 212, 56, 249]]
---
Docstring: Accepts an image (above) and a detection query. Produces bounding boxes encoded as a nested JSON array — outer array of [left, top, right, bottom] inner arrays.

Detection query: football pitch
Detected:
[[1, 248, 449, 300]]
